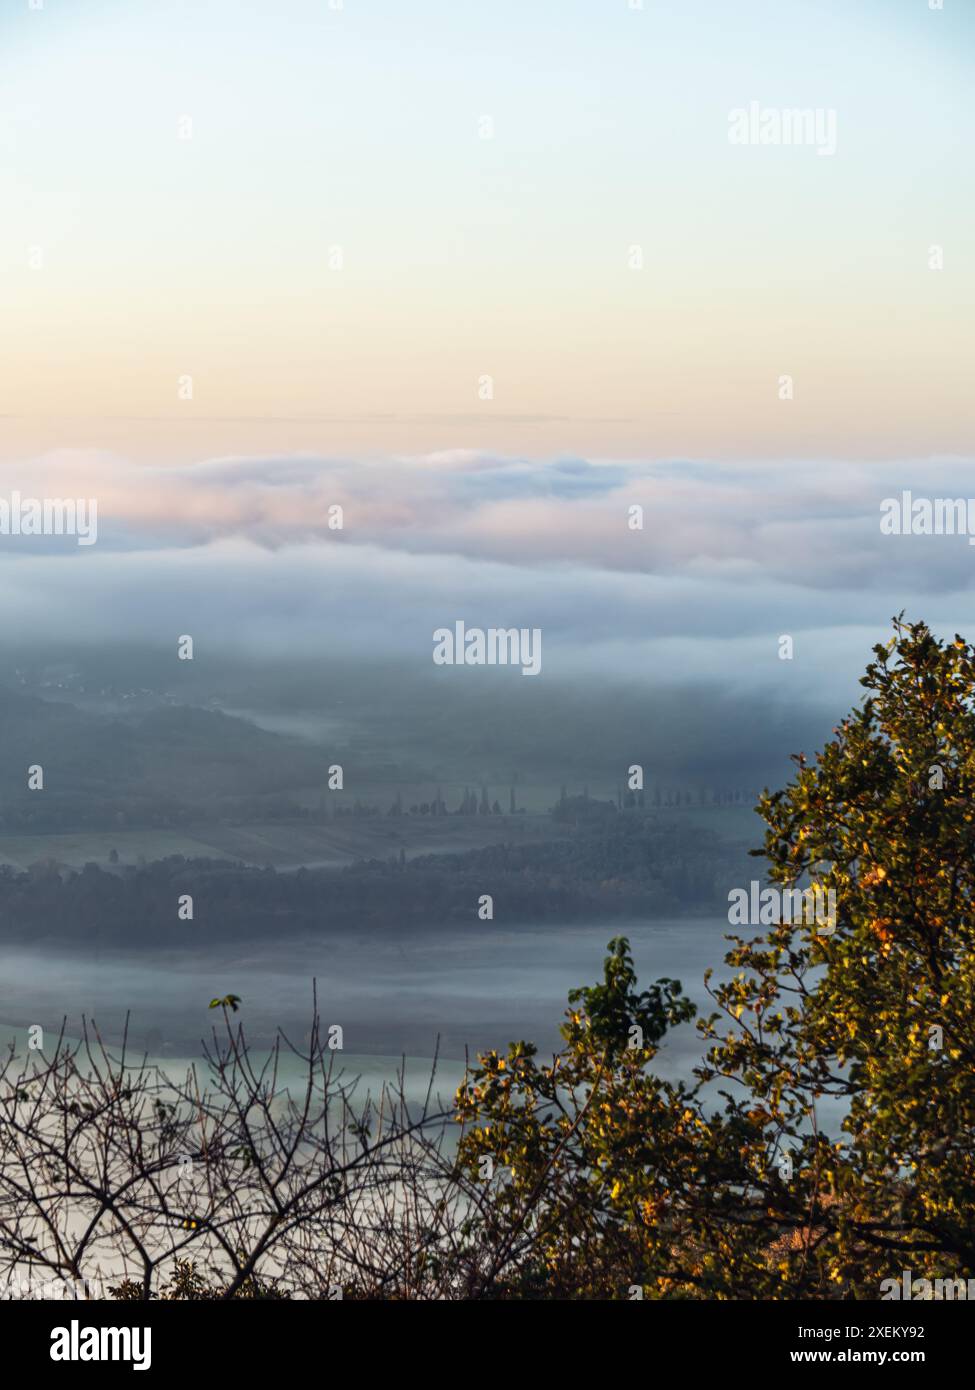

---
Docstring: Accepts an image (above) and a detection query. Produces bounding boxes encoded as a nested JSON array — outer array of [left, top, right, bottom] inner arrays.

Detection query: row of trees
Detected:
[[0, 808, 749, 945], [377, 786, 757, 819]]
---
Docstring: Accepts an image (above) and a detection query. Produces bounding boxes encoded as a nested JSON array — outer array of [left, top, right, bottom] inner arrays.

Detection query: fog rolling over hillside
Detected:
[[0, 644, 780, 1057]]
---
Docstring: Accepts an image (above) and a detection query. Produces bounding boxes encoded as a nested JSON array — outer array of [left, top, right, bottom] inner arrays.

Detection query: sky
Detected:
[[1, 0, 973, 727], [1, 0, 972, 462]]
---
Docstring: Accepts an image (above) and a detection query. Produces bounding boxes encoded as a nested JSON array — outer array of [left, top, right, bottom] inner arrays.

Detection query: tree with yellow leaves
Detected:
[[457, 618, 975, 1297]]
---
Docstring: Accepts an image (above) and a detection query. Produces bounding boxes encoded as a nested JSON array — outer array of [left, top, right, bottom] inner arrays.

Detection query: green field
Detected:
[[0, 812, 561, 872]]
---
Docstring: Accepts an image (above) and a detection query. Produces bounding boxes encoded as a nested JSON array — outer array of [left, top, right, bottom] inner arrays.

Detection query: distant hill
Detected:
[[0, 690, 326, 832], [0, 807, 753, 946]]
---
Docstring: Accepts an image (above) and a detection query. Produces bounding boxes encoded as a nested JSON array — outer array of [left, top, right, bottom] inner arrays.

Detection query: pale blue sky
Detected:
[[1, 0, 972, 460]]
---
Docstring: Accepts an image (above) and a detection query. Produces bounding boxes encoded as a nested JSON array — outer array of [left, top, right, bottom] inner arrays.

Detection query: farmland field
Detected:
[[0, 810, 563, 871]]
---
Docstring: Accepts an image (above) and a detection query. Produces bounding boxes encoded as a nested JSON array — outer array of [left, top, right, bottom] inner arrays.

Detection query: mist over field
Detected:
[[1, 450, 973, 1064], [0, 481, 960, 1077]]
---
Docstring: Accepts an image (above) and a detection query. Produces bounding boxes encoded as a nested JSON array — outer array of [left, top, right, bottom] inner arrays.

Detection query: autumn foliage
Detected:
[[457, 618, 975, 1296]]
